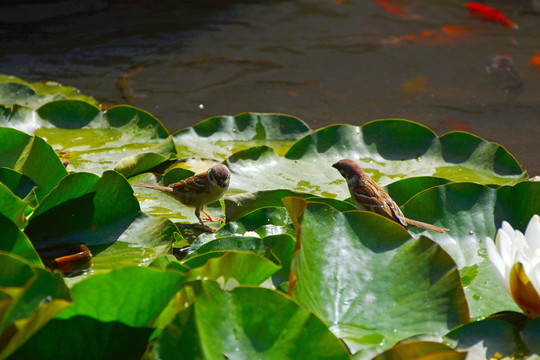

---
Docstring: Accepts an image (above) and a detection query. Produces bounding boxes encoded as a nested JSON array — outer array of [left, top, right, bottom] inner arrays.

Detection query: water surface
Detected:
[[1, 0, 538, 174]]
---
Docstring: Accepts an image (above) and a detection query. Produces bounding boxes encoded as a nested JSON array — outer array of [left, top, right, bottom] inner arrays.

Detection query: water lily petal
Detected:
[[497, 227, 514, 269], [500, 221, 515, 241], [529, 262, 540, 300], [525, 215, 540, 251], [509, 262, 540, 317], [486, 236, 511, 294]]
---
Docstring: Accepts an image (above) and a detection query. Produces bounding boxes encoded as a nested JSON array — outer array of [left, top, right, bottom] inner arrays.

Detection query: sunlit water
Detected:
[[1, 0, 538, 174]]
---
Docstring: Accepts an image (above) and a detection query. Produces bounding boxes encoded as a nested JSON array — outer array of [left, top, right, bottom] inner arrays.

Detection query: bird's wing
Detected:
[[352, 179, 387, 209], [384, 196, 408, 227], [353, 179, 408, 227], [169, 171, 209, 195]]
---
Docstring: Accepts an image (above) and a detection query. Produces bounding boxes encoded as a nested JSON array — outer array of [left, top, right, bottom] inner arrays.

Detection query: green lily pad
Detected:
[[372, 341, 467, 360], [384, 176, 453, 206], [522, 317, 540, 355], [12, 266, 186, 360], [57, 266, 185, 326], [114, 135, 177, 178], [192, 206, 295, 247], [224, 188, 321, 222], [25, 171, 140, 248], [20, 170, 177, 283], [0, 102, 170, 174], [172, 112, 311, 160], [0, 252, 72, 359], [0, 74, 98, 109], [283, 121, 525, 188], [0, 127, 68, 201], [400, 181, 540, 318], [221, 120, 527, 198], [0, 213, 41, 267], [444, 319, 524, 359], [11, 316, 153, 360], [183, 251, 281, 288], [188, 234, 295, 286], [155, 280, 350, 359], [0, 182, 28, 229], [37, 100, 101, 129], [284, 199, 469, 356], [0, 168, 38, 202]]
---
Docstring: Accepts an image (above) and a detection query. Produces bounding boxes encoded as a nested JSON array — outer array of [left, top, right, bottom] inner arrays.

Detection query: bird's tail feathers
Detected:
[[405, 218, 449, 234], [132, 183, 174, 193]]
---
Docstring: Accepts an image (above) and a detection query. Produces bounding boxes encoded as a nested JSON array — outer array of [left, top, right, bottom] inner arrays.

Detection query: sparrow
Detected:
[[133, 163, 230, 229], [332, 159, 449, 234]]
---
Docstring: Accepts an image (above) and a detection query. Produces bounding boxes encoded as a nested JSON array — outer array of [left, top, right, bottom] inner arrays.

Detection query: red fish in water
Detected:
[[466, 2, 518, 29]]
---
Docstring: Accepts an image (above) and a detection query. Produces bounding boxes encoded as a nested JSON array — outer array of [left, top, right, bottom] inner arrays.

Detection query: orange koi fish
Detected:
[[381, 24, 468, 46], [466, 2, 518, 29], [376, 0, 420, 19], [530, 55, 540, 69], [438, 116, 472, 133]]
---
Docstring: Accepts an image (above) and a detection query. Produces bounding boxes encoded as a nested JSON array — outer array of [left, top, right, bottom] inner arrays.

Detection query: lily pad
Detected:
[[284, 199, 469, 356], [283, 121, 525, 187], [12, 266, 186, 360], [192, 206, 295, 248], [172, 112, 311, 160], [400, 181, 540, 318], [372, 341, 467, 360], [0, 251, 72, 359], [155, 280, 350, 359], [0, 167, 38, 202], [0, 213, 41, 267], [444, 319, 524, 359], [183, 251, 281, 288], [0, 74, 99, 109], [114, 135, 177, 178], [522, 317, 540, 356], [0, 127, 68, 201], [384, 176, 453, 206], [226, 120, 527, 197], [188, 234, 295, 286], [0, 102, 170, 174], [224, 188, 321, 222], [22, 170, 178, 283], [0, 182, 29, 229]]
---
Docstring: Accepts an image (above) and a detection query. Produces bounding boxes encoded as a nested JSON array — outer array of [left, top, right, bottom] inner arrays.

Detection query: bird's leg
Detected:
[[194, 208, 205, 226], [195, 207, 218, 232], [200, 208, 224, 223]]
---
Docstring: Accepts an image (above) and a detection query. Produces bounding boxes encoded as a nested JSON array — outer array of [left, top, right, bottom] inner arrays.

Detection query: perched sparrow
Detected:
[[333, 159, 449, 234], [134, 164, 230, 229]]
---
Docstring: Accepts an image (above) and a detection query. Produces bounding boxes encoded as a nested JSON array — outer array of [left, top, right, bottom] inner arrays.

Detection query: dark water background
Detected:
[[1, 0, 538, 175]]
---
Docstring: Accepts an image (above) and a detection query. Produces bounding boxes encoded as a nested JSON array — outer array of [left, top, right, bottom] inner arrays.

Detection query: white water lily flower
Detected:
[[486, 214, 540, 317]]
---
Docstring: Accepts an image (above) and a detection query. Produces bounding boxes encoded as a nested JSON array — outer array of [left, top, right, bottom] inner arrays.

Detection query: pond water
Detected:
[[1, 0, 538, 175]]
